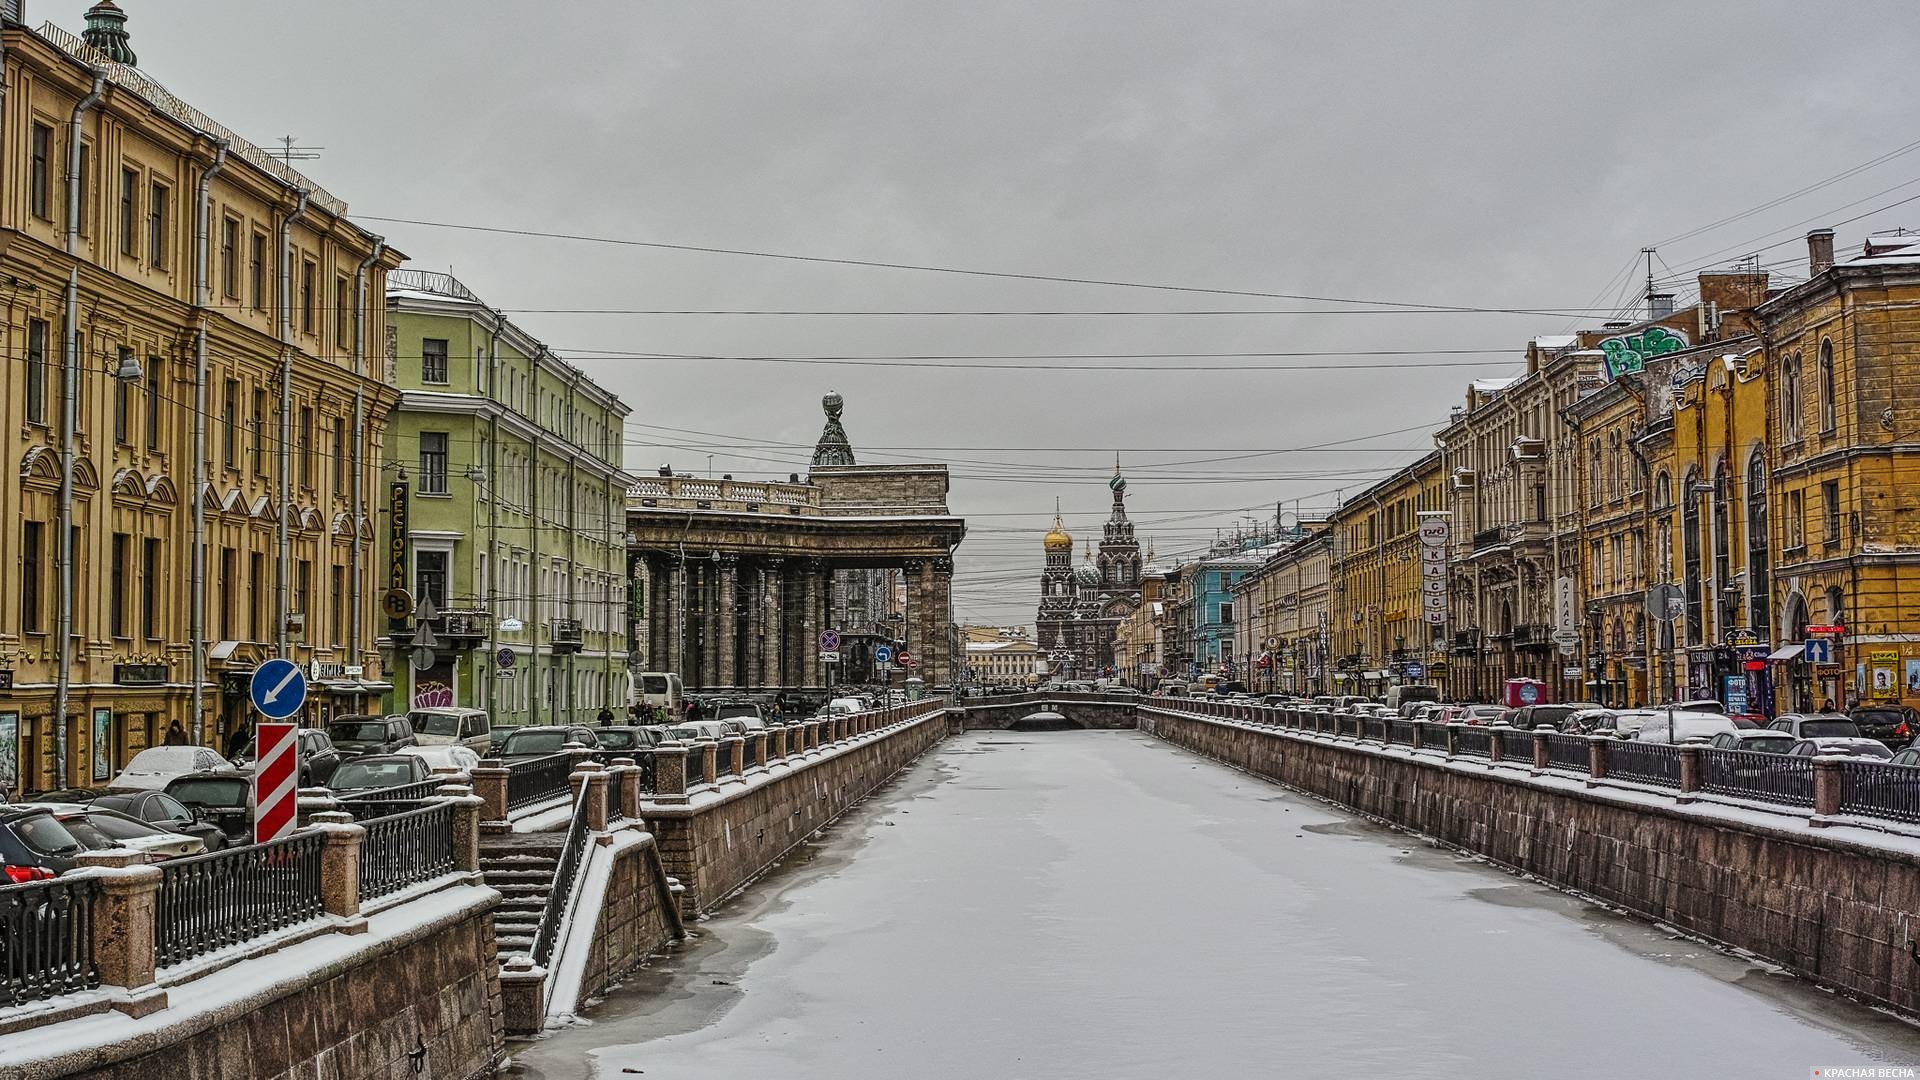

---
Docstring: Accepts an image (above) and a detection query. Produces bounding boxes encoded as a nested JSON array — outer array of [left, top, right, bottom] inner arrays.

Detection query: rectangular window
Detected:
[[416, 550, 449, 609], [331, 565, 345, 644], [422, 338, 450, 384], [300, 259, 316, 333], [419, 432, 449, 495], [1218, 602, 1234, 625], [113, 349, 133, 445], [296, 561, 312, 625], [25, 319, 48, 425], [22, 521, 44, 633], [146, 358, 162, 451], [30, 122, 52, 219], [222, 378, 239, 468], [221, 217, 240, 298], [299, 406, 314, 489], [250, 232, 267, 311], [332, 417, 347, 498], [119, 168, 138, 256], [252, 389, 268, 477], [220, 547, 237, 639], [148, 182, 169, 268], [335, 276, 351, 346], [249, 552, 265, 640], [110, 533, 130, 638], [1823, 481, 1841, 543], [142, 538, 162, 639]]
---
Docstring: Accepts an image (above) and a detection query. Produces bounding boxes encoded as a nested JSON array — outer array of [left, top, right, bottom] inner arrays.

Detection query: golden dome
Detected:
[[1044, 511, 1073, 552]]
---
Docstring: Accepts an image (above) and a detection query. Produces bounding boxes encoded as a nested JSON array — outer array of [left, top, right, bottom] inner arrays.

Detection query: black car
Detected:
[[231, 727, 344, 786], [157, 776, 253, 845], [1851, 704, 1920, 748], [0, 806, 90, 881], [326, 754, 433, 795], [591, 726, 662, 754], [495, 726, 601, 762], [81, 788, 230, 852], [327, 715, 416, 757]]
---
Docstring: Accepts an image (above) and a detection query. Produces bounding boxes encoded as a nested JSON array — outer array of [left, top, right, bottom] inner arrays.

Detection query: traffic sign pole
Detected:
[[252, 722, 300, 844]]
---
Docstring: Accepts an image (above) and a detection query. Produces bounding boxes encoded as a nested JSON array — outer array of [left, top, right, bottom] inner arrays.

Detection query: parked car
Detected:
[[1707, 730, 1798, 755], [160, 776, 253, 846], [1507, 703, 1601, 732], [1787, 738, 1893, 760], [817, 697, 865, 719], [231, 727, 343, 787], [326, 754, 434, 795], [490, 724, 520, 747], [589, 726, 661, 754], [1767, 713, 1865, 744], [495, 725, 601, 762], [1849, 704, 1920, 748], [1888, 745, 1920, 767], [1634, 706, 1738, 743], [327, 715, 416, 756], [1600, 709, 1658, 739], [1455, 704, 1508, 726], [40, 804, 204, 861], [109, 745, 239, 793], [408, 707, 493, 754], [668, 720, 731, 742], [396, 744, 482, 774], [1561, 708, 1615, 735], [0, 807, 90, 880], [67, 789, 229, 852]]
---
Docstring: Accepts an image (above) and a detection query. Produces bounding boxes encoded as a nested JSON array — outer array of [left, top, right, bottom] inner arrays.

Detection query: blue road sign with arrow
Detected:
[[874, 644, 894, 664], [250, 658, 308, 720]]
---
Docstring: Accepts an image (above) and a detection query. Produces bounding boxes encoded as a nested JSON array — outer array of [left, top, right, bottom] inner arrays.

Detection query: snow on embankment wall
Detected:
[[1143, 706, 1920, 1020]]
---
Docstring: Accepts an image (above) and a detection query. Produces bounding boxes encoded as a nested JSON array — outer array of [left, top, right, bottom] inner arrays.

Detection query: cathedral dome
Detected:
[[1044, 512, 1073, 552], [1074, 563, 1101, 586]]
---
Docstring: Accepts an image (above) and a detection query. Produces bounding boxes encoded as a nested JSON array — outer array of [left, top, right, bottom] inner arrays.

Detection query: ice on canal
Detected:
[[510, 731, 1920, 1080]]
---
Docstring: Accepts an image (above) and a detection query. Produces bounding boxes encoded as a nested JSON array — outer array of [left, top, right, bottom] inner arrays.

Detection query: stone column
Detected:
[[569, 764, 610, 831], [745, 560, 764, 690], [929, 557, 954, 687], [902, 559, 925, 677], [438, 784, 483, 872], [1444, 722, 1463, 758], [698, 738, 721, 784], [803, 719, 822, 754], [73, 851, 167, 1016], [764, 557, 785, 688], [1813, 755, 1845, 821], [500, 955, 547, 1037], [802, 561, 824, 688], [721, 734, 746, 780], [770, 723, 790, 760], [653, 741, 688, 803], [718, 554, 738, 689], [471, 759, 509, 823], [1587, 735, 1612, 786], [1678, 743, 1703, 799], [665, 557, 685, 679], [1488, 723, 1510, 764], [1532, 727, 1551, 773], [748, 729, 770, 772], [699, 561, 719, 688], [610, 760, 645, 820], [309, 812, 366, 927], [647, 556, 666, 671]]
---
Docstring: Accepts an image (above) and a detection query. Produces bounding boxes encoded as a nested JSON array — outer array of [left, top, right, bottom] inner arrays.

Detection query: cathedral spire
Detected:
[[810, 391, 855, 468]]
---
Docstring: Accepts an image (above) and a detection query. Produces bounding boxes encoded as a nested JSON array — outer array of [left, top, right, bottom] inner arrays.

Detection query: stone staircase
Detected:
[[479, 835, 566, 959]]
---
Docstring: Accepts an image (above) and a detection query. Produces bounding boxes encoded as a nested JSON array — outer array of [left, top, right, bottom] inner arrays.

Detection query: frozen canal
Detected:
[[511, 731, 1920, 1079]]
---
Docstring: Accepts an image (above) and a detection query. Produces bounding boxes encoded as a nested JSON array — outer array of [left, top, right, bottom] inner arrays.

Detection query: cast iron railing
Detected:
[[528, 786, 593, 967], [155, 832, 325, 968], [507, 753, 574, 810], [745, 737, 763, 769], [607, 767, 629, 823], [1700, 749, 1814, 807], [1542, 733, 1590, 773], [686, 747, 710, 787], [0, 876, 98, 1008], [1838, 760, 1920, 823], [1606, 741, 1683, 789], [1455, 727, 1492, 758], [358, 802, 456, 901], [1389, 719, 1416, 745]]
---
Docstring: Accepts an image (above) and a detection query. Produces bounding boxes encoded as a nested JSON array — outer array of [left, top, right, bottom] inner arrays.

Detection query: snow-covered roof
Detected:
[[1532, 334, 1578, 350], [1852, 233, 1920, 264], [1471, 376, 1521, 395]]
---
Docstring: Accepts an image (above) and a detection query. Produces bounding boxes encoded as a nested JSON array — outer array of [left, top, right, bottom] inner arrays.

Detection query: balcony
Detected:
[[432, 608, 493, 647], [551, 618, 584, 654], [1453, 629, 1480, 651], [1510, 623, 1555, 650], [1473, 527, 1506, 553]]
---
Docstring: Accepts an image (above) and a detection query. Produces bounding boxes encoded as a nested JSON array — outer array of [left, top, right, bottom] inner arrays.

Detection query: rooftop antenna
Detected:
[[271, 135, 323, 165], [1642, 246, 1657, 319]]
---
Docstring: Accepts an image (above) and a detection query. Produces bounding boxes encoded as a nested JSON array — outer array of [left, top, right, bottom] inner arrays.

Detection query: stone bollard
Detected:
[[499, 954, 548, 1037], [698, 738, 721, 784], [72, 850, 167, 1016], [1813, 755, 1846, 822], [309, 811, 367, 927], [1411, 720, 1428, 752], [803, 720, 822, 754], [564, 740, 597, 776], [1678, 744, 1703, 799], [1488, 723, 1510, 764], [748, 730, 770, 772], [721, 735, 747, 781], [1444, 722, 1464, 758], [471, 759, 510, 823], [1587, 735, 1612, 786], [653, 741, 689, 804], [569, 767, 611, 831], [435, 783, 485, 872], [1532, 726, 1551, 774], [770, 724, 790, 761]]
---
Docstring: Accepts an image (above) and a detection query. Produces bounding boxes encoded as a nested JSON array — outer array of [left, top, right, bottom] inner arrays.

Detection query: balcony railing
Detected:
[[1473, 526, 1506, 552], [551, 618, 584, 653], [433, 608, 493, 644]]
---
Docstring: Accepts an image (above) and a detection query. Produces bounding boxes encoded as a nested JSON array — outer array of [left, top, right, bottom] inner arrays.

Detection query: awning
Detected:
[[208, 640, 243, 662], [1767, 644, 1806, 662]]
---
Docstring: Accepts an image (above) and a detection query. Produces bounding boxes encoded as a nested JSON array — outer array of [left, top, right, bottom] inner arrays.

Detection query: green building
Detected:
[[382, 270, 633, 726]]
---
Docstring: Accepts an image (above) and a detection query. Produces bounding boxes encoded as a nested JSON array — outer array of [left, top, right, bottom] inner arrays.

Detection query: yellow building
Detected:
[[1756, 231, 1920, 712], [1230, 527, 1329, 695], [964, 637, 1040, 687], [0, 7, 402, 793], [1327, 454, 1444, 696]]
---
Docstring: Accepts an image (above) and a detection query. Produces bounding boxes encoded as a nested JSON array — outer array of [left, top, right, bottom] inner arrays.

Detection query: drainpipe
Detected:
[[190, 138, 229, 744], [483, 311, 501, 719], [350, 236, 385, 681], [275, 189, 310, 656], [530, 431, 542, 725], [55, 74, 104, 780]]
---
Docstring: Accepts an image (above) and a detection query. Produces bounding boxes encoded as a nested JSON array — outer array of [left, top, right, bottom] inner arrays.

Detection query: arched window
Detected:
[[1826, 585, 1846, 626], [1713, 461, 1734, 636], [1819, 338, 1837, 433], [1682, 467, 1703, 645], [1654, 471, 1672, 510], [1782, 352, 1802, 441], [1589, 439, 1601, 505], [1747, 452, 1770, 635], [1611, 433, 1624, 499]]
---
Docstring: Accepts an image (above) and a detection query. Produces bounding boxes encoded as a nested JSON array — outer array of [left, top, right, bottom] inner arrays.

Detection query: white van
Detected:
[[408, 707, 493, 754], [1386, 685, 1441, 716]]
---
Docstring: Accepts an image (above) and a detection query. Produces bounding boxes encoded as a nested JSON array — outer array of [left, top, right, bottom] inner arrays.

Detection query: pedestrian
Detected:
[[163, 721, 188, 746], [1822, 698, 1837, 712], [596, 706, 615, 726], [225, 722, 249, 757], [684, 698, 702, 723]]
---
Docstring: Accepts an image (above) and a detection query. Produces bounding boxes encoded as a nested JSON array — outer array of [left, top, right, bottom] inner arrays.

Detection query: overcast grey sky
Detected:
[[38, 0, 1920, 624]]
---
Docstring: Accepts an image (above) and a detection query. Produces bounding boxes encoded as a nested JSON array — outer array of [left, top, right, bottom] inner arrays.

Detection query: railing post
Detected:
[[654, 741, 689, 804], [1444, 722, 1463, 758], [1813, 755, 1845, 822], [309, 811, 367, 928], [1489, 722, 1511, 763], [803, 719, 822, 754], [500, 954, 548, 1037], [770, 723, 791, 761], [1411, 720, 1428, 751], [471, 758, 509, 823], [697, 737, 721, 782], [1532, 726, 1551, 774], [564, 741, 596, 775], [436, 783, 484, 872], [1678, 744, 1703, 799], [1587, 735, 1612, 787], [72, 851, 167, 1016], [571, 765, 611, 830], [611, 761, 646, 821], [721, 735, 746, 780], [748, 730, 770, 772]]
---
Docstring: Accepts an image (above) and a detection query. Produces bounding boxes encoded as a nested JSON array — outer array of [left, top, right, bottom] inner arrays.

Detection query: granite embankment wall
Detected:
[[1143, 706, 1920, 1018]]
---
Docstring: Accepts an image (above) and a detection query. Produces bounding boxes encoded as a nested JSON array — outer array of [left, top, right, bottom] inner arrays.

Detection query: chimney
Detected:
[[1808, 228, 1836, 277], [1647, 293, 1675, 319], [81, 1, 137, 64]]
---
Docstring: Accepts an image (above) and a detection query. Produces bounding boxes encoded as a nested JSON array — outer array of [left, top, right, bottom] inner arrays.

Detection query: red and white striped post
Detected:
[[252, 721, 301, 844]]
